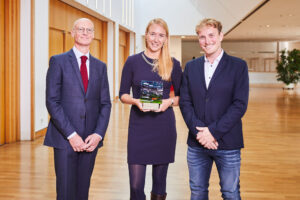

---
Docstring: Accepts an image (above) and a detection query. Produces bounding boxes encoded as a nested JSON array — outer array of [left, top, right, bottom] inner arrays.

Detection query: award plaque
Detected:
[[140, 80, 163, 111]]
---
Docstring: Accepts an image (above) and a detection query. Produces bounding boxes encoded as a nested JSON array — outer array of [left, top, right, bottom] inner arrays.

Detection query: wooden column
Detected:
[[0, 0, 5, 145], [4, 0, 20, 143]]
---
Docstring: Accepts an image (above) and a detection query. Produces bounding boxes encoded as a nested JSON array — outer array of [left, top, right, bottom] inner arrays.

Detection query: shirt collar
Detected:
[[204, 49, 224, 63], [73, 46, 90, 60]]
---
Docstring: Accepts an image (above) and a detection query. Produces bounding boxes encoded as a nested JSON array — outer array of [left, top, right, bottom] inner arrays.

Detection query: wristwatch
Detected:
[[170, 98, 174, 107]]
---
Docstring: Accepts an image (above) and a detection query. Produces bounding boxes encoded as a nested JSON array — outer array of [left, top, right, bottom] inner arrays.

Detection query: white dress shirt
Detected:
[[204, 50, 224, 89]]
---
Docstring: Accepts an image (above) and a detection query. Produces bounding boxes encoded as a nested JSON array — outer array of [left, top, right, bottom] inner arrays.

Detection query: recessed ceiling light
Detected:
[[181, 36, 186, 39], [288, 14, 293, 17], [266, 25, 270, 28]]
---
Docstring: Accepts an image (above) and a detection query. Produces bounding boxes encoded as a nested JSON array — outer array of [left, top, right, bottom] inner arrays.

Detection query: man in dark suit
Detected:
[[180, 18, 249, 200], [44, 18, 111, 200]]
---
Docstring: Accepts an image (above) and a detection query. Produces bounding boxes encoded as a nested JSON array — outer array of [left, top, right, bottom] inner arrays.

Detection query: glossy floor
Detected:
[[0, 87, 300, 200]]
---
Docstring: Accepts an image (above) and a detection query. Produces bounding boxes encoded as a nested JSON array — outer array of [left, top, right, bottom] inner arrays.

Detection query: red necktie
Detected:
[[80, 56, 88, 93]]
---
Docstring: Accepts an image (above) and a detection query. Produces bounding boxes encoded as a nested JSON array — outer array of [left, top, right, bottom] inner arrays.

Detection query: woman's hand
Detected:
[[155, 98, 173, 112], [120, 94, 151, 112], [133, 98, 151, 112]]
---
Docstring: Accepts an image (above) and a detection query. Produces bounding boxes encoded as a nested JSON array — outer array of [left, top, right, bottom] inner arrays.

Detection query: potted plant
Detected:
[[276, 49, 300, 89]]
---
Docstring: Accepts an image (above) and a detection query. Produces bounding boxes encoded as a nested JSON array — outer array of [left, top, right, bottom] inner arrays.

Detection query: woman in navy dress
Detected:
[[119, 18, 182, 200]]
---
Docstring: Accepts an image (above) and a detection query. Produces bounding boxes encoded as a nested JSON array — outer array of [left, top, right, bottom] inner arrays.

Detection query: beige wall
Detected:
[[169, 36, 182, 65], [288, 41, 300, 50]]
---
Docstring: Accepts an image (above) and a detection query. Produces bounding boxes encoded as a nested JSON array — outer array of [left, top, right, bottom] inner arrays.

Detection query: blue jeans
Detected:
[[187, 146, 241, 200]]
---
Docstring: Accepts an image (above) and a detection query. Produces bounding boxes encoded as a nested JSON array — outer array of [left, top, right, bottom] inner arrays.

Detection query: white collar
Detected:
[[204, 49, 224, 63], [73, 46, 90, 60]]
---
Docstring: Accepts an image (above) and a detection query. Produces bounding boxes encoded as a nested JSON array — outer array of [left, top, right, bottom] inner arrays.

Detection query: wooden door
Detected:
[[90, 39, 101, 59], [49, 28, 64, 58], [64, 32, 73, 52], [119, 46, 125, 88], [118, 29, 130, 94]]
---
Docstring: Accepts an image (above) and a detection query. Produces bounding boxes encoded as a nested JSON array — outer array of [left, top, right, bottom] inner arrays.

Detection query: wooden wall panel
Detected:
[[4, 0, 20, 143], [64, 32, 74, 52], [90, 39, 101, 59], [49, 0, 67, 31], [119, 30, 127, 46], [49, 28, 64, 58], [0, 0, 5, 145], [49, 0, 103, 40], [49, 0, 107, 61], [118, 29, 130, 90], [118, 46, 125, 90], [101, 21, 107, 64]]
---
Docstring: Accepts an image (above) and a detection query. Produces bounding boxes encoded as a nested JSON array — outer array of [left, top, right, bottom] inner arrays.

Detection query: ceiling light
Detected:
[[266, 25, 270, 28]]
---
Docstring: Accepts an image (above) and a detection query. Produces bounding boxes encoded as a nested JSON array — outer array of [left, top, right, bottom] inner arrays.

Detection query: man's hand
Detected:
[[196, 127, 218, 150], [84, 133, 102, 152], [69, 134, 86, 152]]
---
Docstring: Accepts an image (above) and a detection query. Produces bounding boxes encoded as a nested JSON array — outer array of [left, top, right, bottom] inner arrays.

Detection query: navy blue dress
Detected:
[[119, 52, 182, 164]]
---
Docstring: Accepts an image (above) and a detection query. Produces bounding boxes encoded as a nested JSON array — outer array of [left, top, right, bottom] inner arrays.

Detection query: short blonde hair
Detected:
[[195, 18, 222, 35]]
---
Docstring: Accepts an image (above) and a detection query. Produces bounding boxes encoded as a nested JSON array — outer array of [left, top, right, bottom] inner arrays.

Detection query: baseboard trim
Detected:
[[34, 128, 47, 139]]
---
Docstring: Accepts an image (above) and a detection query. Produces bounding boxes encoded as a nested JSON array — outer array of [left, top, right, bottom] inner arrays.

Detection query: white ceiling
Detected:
[[225, 0, 300, 41], [183, 0, 300, 42], [189, 0, 263, 33]]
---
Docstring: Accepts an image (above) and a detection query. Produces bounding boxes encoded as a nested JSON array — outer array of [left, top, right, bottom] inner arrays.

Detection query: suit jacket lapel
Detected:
[[207, 52, 228, 91], [68, 49, 86, 95], [86, 55, 96, 97], [198, 57, 208, 91]]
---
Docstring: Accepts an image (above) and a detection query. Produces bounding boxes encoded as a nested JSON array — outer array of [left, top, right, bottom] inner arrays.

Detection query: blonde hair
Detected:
[[145, 18, 173, 81], [195, 18, 222, 35]]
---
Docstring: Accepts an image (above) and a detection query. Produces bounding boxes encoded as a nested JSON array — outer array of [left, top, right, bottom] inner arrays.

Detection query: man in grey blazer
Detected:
[[44, 18, 111, 200]]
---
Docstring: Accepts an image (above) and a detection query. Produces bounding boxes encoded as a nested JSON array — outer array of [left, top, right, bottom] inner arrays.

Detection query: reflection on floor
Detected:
[[1, 87, 300, 200]]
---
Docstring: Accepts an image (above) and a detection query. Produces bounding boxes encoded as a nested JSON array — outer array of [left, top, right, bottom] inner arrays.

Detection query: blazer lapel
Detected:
[[198, 57, 208, 91], [68, 49, 86, 95], [207, 52, 228, 91], [86, 55, 96, 97]]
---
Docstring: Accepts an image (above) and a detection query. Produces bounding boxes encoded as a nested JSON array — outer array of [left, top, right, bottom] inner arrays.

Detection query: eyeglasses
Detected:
[[75, 27, 94, 34]]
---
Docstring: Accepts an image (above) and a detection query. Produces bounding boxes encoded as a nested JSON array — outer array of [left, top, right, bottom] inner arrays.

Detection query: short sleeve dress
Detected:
[[119, 52, 182, 164]]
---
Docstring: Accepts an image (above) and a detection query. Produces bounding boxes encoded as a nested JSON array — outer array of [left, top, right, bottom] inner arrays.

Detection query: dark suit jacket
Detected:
[[44, 49, 111, 149], [179, 52, 249, 150]]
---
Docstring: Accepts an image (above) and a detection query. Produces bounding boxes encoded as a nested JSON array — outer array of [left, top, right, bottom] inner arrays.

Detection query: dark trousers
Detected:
[[54, 146, 98, 200]]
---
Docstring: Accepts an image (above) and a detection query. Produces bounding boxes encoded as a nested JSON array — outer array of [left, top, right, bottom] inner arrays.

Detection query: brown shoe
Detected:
[[150, 192, 167, 200]]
